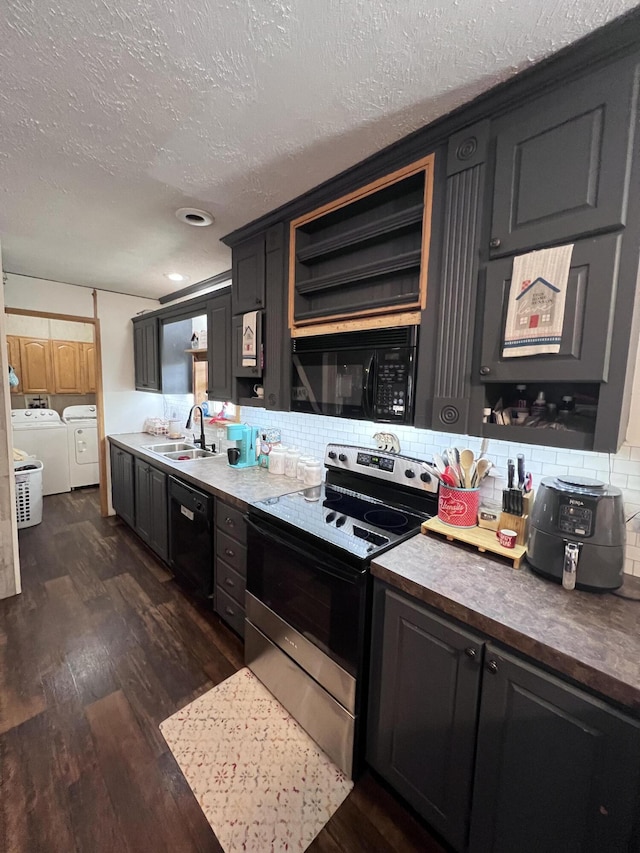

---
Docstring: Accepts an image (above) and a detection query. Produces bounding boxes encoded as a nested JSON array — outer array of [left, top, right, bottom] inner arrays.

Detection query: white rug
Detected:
[[160, 668, 353, 853]]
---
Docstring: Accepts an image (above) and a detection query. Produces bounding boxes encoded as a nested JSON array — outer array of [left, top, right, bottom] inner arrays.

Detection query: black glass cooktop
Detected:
[[250, 482, 428, 561]]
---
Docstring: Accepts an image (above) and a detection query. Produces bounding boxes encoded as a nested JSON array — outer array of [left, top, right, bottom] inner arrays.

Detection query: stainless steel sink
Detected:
[[144, 442, 196, 454], [163, 448, 218, 460]]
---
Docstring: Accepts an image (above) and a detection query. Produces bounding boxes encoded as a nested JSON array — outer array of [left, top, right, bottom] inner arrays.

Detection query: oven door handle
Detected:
[[245, 516, 365, 582], [362, 352, 376, 421]]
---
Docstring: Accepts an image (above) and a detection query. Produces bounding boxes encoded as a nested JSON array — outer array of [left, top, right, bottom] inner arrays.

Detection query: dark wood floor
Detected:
[[0, 488, 445, 853]]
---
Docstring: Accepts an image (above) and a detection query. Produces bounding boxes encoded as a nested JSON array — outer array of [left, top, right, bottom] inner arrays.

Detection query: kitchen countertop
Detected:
[[371, 533, 640, 712], [108, 433, 299, 510]]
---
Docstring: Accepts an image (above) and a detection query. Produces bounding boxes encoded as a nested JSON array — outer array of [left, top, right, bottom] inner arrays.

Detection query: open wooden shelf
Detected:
[[481, 422, 594, 451]]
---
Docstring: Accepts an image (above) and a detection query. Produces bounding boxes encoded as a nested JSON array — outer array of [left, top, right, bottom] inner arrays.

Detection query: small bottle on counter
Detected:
[[531, 391, 547, 417], [303, 460, 323, 487], [515, 385, 529, 408]]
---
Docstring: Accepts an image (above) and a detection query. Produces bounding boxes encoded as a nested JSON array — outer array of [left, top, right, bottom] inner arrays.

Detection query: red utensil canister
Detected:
[[438, 485, 480, 528]]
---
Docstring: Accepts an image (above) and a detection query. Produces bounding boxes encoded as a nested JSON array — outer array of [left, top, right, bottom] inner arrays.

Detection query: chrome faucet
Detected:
[[185, 405, 211, 451]]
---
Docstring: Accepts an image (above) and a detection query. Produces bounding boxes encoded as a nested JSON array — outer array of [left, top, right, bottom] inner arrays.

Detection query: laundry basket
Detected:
[[14, 460, 44, 529]]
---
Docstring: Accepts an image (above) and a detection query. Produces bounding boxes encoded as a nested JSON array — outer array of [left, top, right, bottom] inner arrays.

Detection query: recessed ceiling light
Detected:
[[165, 272, 189, 282], [175, 207, 214, 227]]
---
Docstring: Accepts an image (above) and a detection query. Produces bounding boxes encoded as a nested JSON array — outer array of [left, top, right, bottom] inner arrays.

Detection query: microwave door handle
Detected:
[[362, 352, 376, 420], [292, 355, 323, 415]]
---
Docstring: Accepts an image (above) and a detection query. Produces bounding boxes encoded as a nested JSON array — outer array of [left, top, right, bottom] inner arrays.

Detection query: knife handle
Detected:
[[507, 459, 515, 490], [517, 454, 525, 489]]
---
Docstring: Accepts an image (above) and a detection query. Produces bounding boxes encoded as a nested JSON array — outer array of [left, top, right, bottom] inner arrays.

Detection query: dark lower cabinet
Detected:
[[109, 444, 135, 527], [368, 581, 640, 853], [367, 586, 484, 852], [469, 645, 640, 853], [134, 457, 168, 562], [214, 500, 246, 637]]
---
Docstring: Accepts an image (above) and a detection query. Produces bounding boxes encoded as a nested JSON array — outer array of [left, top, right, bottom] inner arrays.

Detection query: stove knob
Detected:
[[328, 451, 337, 460], [325, 512, 336, 523], [336, 515, 346, 527], [338, 453, 347, 462], [404, 469, 416, 479], [420, 472, 432, 483]]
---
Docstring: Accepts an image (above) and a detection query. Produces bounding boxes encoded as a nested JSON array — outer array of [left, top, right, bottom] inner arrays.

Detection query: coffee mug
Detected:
[[497, 528, 517, 548], [227, 447, 241, 466], [253, 384, 264, 399]]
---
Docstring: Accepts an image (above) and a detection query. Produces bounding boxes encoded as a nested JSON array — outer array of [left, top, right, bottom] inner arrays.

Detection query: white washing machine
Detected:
[[62, 405, 100, 488], [11, 409, 71, 496]]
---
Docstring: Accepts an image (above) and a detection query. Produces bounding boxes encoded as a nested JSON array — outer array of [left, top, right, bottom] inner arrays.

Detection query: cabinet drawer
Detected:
[[216, 531, 247, 577], [216, 587, 245, 638], [216, 559, 245, 605], [216, 503, 247, 544]]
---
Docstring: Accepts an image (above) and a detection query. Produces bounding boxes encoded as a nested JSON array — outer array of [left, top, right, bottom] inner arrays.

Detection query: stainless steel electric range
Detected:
[[244, 443, 439, 778]]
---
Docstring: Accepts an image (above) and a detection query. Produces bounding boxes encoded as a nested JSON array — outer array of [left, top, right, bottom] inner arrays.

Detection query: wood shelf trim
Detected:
[[291, 310, 420, 337], [296, 204, 424, 264], [295, 249, 421, 296]]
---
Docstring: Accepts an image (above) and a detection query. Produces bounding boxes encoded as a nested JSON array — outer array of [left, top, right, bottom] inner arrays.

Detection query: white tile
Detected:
[[616, 446, 631, 460], [613, 459, 640, 476], [610, 473, 629, 488], [624, 558, 634, 575], [630, 446, 640, 461], [531, 448, 557, 464], [625, 544, 640, 562]]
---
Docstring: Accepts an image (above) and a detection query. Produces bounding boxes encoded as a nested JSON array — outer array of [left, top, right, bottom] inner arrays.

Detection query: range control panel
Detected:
[[557, 496, 596, 537], [325, 444, 438, 494]]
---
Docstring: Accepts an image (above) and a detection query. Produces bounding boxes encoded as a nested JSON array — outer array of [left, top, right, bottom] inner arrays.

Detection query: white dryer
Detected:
[[62, 405, 99, 488], [11, 409, 71, 496]]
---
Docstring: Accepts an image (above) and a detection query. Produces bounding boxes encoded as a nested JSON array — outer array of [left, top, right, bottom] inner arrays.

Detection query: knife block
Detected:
[[498, 491, 534, 546]]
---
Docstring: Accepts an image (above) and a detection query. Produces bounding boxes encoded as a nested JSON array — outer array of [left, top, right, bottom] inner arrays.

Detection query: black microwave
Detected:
[[291, 326, 418, 424]]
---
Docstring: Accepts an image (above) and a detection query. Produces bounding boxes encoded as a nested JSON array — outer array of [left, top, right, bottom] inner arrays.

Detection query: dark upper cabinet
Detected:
[[109, 443, 135, 527], [133, 316, 161, 392], [207, 289, 232, 400], [134, 458, 168, 562], [367, 585, 484, 852], [469, 645, 640, 853], [478, 232, 621, 384], [232, 235, 265, 315], [489, 56, 639, 258]]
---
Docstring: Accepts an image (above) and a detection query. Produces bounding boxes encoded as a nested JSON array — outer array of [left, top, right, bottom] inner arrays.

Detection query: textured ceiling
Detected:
[[0, 0, 637, 299]]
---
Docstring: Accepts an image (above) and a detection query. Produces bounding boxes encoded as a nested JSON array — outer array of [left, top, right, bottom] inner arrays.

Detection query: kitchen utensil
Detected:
[[527, 475, 625, 591], [525, 472, 533, 493], [438, 484, 481, 528], [441, 470, 457, 487], [459, 448, 475, 488], [444, 465, 460, 487], [517, 454, 525, 490], [433, 452, 447, 475], [475, 458, 492, 485]]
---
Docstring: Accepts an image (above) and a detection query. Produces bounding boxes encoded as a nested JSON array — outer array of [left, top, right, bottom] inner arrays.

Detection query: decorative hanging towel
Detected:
[[242, 310, 258, 367], [8, 365, 19, 387], [502, 244, 574, 358]]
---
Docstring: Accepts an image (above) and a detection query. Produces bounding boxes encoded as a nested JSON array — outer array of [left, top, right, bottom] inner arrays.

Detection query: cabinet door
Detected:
[[134, 458, 152, 544], [469, 645, 640, 853], [81, 342, 96, 393], [19, 338, 53, 393], [478, 233, 620, 384], [133, 318, 161, 392], [489, 57, 638, 257], [207, 291, 232, 399], [148, 465, 168, 562], [51, 340, 83, 394], [367, 586, 484, 851], [6, 335, 21, 395], [232, 235, 265, 315], [110, 445, 135, 527]]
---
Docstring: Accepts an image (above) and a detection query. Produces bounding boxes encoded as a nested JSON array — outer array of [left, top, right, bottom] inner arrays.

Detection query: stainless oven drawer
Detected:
[[245, 619, 355, 778]]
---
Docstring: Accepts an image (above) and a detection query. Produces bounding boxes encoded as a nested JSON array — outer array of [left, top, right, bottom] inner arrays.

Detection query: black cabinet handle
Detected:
[[225, 606, 235, 616], [487, 660, 499, 674], [489, 237, 501, 249], [479, 366, 491, 376], [225, 548, 234, 558], [225, 517, 235, 527], [464, 647, 477, 659], [224, 577, 235, 587]]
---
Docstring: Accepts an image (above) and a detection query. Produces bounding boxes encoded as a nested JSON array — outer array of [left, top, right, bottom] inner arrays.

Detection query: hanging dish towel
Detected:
[[242, 310, 258, 367], [502, 244, 574, 358]]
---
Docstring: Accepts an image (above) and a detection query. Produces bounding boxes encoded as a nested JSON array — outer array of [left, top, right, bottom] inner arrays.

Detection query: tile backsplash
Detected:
[[240, 407, 640, 577]]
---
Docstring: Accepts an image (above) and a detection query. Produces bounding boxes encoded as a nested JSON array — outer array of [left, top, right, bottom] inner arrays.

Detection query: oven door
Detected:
[[245, 515, 368, 708], [291, 348, 374, 419]]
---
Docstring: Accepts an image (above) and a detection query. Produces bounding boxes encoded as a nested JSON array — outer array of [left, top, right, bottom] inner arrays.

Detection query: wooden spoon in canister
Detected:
[[459, 448, 475, 488]]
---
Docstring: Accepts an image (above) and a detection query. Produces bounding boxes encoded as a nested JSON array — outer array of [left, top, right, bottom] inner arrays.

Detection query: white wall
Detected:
[[3, 274, 164, 433], [0, 245, 21, 598]]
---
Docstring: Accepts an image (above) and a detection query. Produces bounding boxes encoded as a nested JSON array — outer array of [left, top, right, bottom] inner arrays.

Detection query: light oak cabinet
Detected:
[[51, 340, 83, 393], [6, 335, 21, 395], [81, 342, 96, 393], [19, 338, 53, 393]]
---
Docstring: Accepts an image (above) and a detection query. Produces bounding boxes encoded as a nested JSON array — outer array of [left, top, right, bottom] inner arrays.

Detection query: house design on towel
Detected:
[[515, 276, 561, 329]]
